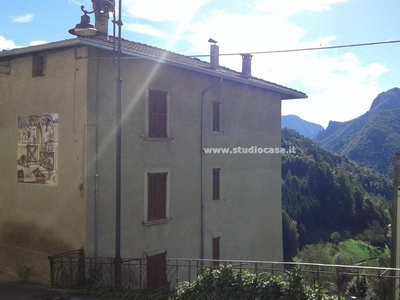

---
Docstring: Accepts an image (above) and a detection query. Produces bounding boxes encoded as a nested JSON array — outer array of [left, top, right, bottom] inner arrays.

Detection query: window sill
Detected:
[[140, 135, 174, 142], [143, 218, 172, 226]]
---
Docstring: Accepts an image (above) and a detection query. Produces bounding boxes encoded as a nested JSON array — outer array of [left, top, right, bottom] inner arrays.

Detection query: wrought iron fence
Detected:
[[49, 250, 400, 299]]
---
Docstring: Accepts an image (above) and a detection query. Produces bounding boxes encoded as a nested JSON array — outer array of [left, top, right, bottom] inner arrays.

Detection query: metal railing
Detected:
[[48, 250, 400, 299]]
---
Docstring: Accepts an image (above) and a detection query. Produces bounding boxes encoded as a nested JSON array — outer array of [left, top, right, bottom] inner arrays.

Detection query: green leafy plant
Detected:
[[171, 265, 335, 300]]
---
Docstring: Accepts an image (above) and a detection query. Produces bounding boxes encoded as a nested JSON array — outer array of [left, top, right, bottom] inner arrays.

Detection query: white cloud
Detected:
[[124, 23, 173, 39], [121, 0, 388, 127], [282, 84, 383, 128], [180, 2, 389, 128], [11, 14, 34, 23], [0, 36, 19, 51], [123, 0, 211, 22], [68, 0, 87, 5], [281, 51, 389, 127], [256, 0, 348, 16], [30, 41, 48, 46]]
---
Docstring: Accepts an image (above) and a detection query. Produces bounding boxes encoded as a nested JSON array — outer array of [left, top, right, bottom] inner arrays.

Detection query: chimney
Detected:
[[208, 38, 219, 69], [91, 0, 114, 39], [241, 53, 252, 79]]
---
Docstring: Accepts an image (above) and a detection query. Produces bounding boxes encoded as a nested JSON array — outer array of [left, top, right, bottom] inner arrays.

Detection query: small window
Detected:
[[212, 237, 220, 267], [212, 101, 220, 131], [147, 252, 167, 289], [147, 172, 167, 221], [32, 55, 46, 77], [148, 89, 168, 138], [0, 60, 11, 75], [213, 168, 220, 200]]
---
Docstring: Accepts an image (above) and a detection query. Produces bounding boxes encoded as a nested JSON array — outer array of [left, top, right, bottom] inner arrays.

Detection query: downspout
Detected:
[[95, 174, 99, 258], [200, 78, 223, 260], [94, 50, 100, 259]]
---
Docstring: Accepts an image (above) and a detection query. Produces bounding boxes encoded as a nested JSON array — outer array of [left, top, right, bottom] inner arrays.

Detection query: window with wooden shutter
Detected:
[[147, 252, 167, 289], [213, 168, 220, 200], [147, 172, 167, 221], [148, 90, 168, 137], [32, 55, 46, 77], [212, 101, 220, 131], [212, 237, 220, 267]]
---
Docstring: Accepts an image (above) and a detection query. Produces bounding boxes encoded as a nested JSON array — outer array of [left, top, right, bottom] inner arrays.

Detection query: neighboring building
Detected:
[[0, 22, 306, 283]]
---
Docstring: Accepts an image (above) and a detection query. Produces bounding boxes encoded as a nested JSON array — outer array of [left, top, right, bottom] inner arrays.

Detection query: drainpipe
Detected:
[[94, 52, 100, 259], [200, 78, 223, 261], [95, 173, 99, 258]]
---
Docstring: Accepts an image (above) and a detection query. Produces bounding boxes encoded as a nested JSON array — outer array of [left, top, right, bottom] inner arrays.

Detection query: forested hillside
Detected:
[[281, 128, 392, 260], [315, 88, 400, 177], [282, 114, 323, 138]]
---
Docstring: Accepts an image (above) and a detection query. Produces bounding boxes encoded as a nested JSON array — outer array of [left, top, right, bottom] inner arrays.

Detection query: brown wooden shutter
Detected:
[[212, 101, 220, 131], [148, 94, 157, 137], [156, 172, 167, 220], [147, 253, 167, 289], [148, 90, 167, 137], [148, 172, 167, 221], [147, 173, 157, 221], [212, 237, 220, 267], [157, 92, 167, 137], [213, 168, 220, 200]]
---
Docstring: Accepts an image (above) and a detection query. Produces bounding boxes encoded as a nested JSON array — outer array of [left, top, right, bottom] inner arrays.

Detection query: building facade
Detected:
[[0, 37, 306, 283]]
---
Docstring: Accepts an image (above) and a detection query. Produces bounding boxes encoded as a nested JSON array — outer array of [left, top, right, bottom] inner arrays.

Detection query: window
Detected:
[[147, 172, 167, 221], [147, 252, 167, 289], [212, 101, 220, 131], [148, 89, 168, 137], [32, 55, 46, 77], [213, 168, 220, 200], [0, 60, 10, 75], [212, 237, 220, 267]]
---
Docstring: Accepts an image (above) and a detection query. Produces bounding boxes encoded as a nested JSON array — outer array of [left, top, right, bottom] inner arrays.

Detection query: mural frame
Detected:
[[17, 113, 59, 185]]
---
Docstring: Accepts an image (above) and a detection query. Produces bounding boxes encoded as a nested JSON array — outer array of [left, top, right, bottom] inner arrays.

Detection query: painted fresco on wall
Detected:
[[17, 114, 59, 185]]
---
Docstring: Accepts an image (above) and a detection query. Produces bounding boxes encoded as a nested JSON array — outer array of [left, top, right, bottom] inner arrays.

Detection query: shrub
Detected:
[[171, 265, 335, 300]]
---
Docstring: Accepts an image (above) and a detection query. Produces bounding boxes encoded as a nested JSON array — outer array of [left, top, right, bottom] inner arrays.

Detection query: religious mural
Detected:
[[17, 114, 58, 185]]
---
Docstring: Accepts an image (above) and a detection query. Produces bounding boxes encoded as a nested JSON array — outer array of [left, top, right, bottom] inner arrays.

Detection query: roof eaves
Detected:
[[80, 39, 307, 100], [0, 39, 82, 59], [0, 38, 307, 100]]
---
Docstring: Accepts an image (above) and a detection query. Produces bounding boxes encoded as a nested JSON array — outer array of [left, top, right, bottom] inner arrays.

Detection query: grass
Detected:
[[336, 239, 388, 263]]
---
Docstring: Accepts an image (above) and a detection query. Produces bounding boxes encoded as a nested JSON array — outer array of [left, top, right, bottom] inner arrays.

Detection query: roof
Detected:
[[0, 37, 307, 100]]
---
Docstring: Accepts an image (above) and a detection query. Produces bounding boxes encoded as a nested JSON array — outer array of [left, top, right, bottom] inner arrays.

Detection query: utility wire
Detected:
[[190, 39, 400, 57]]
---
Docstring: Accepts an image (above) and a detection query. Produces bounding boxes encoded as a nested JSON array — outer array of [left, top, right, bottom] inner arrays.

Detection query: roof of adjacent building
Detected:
[[0, 36, 307, 100]]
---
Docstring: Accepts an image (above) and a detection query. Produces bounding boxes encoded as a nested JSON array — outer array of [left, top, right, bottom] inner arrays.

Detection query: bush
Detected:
[[171, 265, 335, 300]]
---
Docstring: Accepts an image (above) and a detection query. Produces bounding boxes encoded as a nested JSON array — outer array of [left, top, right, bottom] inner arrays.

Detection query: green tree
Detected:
[[331, 231, 341, 244], [361, 220, 386, 246], [294, 243, 334, 265], [282, 211, 299, 261]]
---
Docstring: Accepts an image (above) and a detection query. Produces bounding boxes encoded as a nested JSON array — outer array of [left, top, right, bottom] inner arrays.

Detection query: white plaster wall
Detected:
[[0, 46, 88, 281], [89, 53, 283, 262]]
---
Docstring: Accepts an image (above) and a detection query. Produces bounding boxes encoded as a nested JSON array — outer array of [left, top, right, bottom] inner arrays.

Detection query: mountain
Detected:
[[315, 88, 400, 177], [281, 128, 391, 258], [282, 115, 323, 139]]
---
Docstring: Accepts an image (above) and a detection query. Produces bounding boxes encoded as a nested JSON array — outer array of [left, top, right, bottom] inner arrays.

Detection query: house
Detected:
[[0, 12, 306, 284]]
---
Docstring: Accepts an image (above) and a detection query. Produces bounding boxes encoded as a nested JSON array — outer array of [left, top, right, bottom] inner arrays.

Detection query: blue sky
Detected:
[[2, 0, 400, 128]]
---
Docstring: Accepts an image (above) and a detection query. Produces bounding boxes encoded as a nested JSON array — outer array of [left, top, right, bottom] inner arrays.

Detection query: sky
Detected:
[[2, 0, 400, 128]]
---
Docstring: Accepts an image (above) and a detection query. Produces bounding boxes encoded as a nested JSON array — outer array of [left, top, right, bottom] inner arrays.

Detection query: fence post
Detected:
[[78, 248, 86, 286], [48, 255, 55, 288], [336, 266, 341, 300]]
